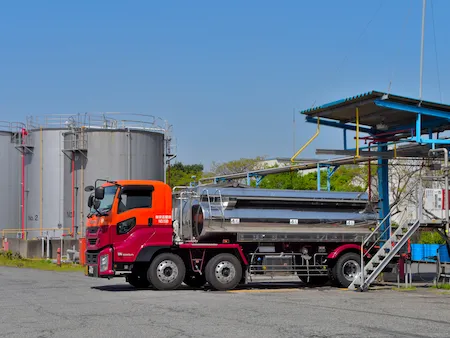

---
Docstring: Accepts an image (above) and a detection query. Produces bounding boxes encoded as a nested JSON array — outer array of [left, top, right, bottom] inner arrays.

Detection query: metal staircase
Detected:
[[348, 219, 420, 291]]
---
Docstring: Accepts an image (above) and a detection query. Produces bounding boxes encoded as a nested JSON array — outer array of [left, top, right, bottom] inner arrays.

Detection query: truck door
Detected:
[[111, 185, 155, 252]]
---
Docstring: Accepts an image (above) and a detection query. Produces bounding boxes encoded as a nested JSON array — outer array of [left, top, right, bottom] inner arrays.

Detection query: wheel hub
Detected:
[[342, 259, 360, 282], [214, 261, 235, 284], [157, 260, 178, 284]]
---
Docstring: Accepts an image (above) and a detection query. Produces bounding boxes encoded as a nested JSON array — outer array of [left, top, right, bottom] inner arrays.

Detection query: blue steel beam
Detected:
[[305, 116, 373, 134], [374, 99, 450, 121], [378, 144, 390, 242]]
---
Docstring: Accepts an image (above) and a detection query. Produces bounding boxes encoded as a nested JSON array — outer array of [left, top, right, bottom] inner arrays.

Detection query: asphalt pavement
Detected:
[[1, 267, 450, 338]]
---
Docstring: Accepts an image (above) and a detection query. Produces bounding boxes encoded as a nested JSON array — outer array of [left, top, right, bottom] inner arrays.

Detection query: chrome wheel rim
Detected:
[[214, 261, 236, 284], [342, 259, 360, 282], [156, 260, 179, 284]]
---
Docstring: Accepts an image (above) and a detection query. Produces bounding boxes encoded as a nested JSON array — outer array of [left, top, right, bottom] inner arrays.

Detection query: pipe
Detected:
[[71, 152, 75, 237], [40, 127, 43, 237], [127, 128, 131, 179], [80, 154, 84, 238], [290, 117, 320, 163], [355, 107, 360, 158], [20, 128, 26, 240]]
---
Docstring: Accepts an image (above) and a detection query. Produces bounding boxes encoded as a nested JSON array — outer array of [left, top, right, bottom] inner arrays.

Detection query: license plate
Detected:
[[88, 266, 94, 275]]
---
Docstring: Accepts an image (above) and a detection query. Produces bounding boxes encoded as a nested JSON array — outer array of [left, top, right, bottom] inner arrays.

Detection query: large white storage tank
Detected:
[[62, 127, 166, 236], [4, 113, 172, 240], [24, 128, 66, 239], [0, 123, 22, 237]]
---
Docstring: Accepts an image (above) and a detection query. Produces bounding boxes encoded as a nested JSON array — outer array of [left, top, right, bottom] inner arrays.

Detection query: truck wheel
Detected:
[[183, 272, 206, 288], [205, 253, 242, 291], [332, 252, 361, 288], [127, 273, 151, 288], [147, 253, 186, 290]]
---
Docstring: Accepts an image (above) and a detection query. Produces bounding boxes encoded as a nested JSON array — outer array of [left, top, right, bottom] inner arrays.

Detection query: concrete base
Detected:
[[1, 238, 79, 259]]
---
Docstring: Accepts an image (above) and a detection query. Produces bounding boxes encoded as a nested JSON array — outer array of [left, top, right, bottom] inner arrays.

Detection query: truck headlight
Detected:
[[99, 254, 109, 272]]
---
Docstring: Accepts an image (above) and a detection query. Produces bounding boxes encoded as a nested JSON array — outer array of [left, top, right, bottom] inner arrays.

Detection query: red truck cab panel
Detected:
[[86, 180, 173, 262]]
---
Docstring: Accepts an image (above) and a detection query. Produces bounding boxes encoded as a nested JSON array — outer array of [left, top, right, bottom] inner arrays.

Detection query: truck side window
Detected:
[[118, 187, 153, 214]]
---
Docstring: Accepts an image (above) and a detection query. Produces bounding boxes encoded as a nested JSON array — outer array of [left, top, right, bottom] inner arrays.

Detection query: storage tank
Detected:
[[0, 123, 21, 237], [22, 113, 171, 239], [61, 115, 167, 237], [24, 128, 65, 239]]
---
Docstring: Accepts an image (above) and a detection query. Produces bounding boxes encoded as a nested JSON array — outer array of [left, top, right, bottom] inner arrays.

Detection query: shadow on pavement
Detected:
[[91, 280, 335, 292]]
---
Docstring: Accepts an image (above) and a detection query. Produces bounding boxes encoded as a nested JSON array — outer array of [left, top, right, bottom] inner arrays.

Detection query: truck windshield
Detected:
[[92, 185, 118, 214]]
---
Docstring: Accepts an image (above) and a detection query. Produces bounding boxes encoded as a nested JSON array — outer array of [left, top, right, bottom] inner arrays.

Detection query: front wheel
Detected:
[[331, 252, 361, 288], [205, 253, 242, 291], [147, 253, 186, 290]]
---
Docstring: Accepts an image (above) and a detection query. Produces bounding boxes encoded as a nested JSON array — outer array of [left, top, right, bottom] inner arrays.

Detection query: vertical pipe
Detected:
[[80, 154, 84, 238], [343, 129, 347, 150], [419, 0, 426, 100], [444, 150, 449, 236], [416, 114, 422, 142], [355, 107, 360, 158], [40, 127, 43, 237], [71, 152, 75, 237], [378, 144, 390, 242], [21, 129, 25, 239], [127, 128, 131, 179], [368, 144, 372, 201]]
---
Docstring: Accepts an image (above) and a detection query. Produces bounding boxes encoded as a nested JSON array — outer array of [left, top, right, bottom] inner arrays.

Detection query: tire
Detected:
[[147, 253, 186, 290], [332, 252, 361, 288], [205, 253, 242, 291], [183, 272, 207, 288], [127, 272, 151, 288]]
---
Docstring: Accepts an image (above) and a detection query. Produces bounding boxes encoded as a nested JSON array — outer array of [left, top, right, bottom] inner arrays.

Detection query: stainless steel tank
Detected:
[[25, 128, 65, 239], [0, 127, 21, 236], [174, 184, 377, 243]]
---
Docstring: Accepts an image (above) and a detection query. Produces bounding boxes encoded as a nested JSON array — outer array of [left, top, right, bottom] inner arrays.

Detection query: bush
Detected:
[[0, 250, 23, 260], [417, 231, 446, 245]]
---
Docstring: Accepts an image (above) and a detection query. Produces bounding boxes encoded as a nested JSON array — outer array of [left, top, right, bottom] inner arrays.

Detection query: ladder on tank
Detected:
[[348, 218, 421, 291]]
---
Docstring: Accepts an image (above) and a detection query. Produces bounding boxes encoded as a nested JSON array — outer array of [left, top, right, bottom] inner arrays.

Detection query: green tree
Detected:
[[210, 156, 266, 176], [166, 162, 204, 188]]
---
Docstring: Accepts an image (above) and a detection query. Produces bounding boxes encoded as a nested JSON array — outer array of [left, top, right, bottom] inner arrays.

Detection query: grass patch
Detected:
[[0, 250, 84, 272], [432, 283, 450, 290]]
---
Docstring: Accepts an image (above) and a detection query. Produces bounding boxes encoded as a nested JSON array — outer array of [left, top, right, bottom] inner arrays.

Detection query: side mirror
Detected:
[[87, 195, 94, 208], [95, 186, 105, 200]]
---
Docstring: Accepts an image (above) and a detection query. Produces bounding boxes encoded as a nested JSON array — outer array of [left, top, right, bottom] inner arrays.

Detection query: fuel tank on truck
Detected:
[[172, 184, 378, 243]]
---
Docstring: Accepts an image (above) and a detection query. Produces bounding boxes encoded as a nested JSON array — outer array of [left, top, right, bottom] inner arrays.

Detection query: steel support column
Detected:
[[378, 144, 390, 241]]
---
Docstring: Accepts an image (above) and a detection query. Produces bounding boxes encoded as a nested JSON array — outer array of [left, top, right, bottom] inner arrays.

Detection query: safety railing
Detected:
[[2, 227, 73, 240], [25, 112, 172, 134], [359, 186, 417, 284]]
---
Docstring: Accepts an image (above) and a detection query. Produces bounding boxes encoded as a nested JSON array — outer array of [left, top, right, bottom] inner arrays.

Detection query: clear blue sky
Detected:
[[1, 0, 449, 170]]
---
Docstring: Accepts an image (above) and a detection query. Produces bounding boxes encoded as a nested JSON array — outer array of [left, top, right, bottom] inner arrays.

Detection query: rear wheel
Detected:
[[147, 253, 186, 290], [205, 253, 242, 291], [332, 252, 361, 288]]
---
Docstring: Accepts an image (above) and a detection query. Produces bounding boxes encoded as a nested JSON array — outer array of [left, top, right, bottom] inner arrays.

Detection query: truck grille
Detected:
[[86, 252, 98, 264], [88, 238, 97, 246]]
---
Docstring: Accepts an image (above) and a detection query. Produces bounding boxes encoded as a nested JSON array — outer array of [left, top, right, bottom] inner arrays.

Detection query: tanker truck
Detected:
[[84, 179, 380, 290]]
